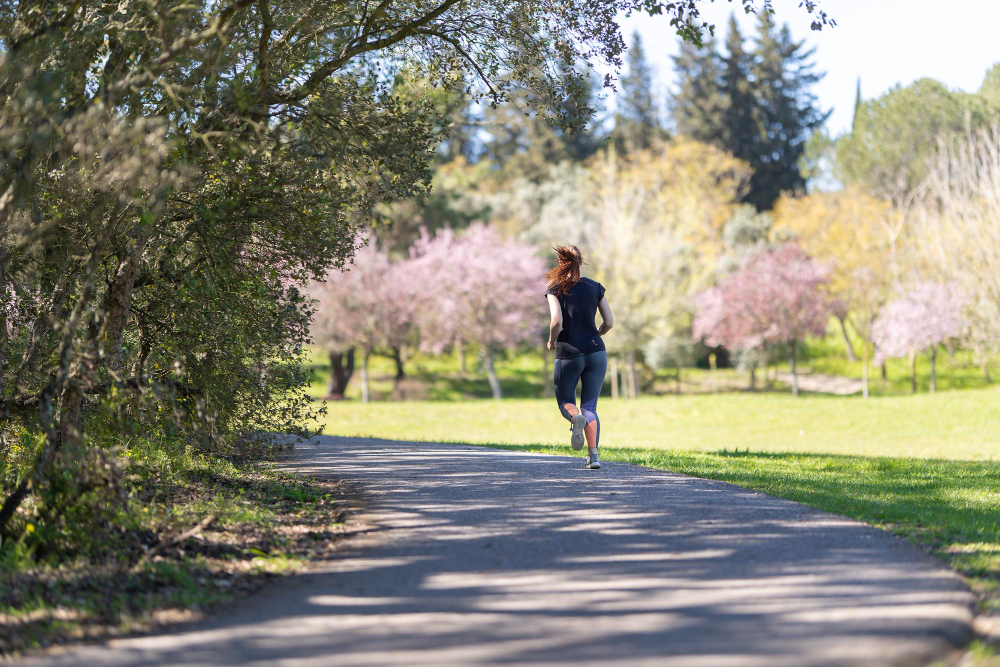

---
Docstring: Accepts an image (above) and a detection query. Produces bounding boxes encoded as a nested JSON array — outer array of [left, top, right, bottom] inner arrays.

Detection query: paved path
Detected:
[[26, 437, 973, 666], [773, 372, 865, 395]]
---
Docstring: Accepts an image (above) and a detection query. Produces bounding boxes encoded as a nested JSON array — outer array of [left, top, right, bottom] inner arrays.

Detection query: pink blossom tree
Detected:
[[693, 244, 832, 396], [872, 281, 966, 393], [307, 240, 418, 402], [409, 224, 546, 399]]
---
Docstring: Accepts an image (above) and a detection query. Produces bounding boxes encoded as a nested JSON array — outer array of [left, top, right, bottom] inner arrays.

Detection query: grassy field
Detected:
[[319, 390, 1000, 460]]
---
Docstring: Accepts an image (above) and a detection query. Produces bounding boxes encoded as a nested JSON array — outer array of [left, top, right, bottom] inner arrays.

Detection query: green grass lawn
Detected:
[[316, 389, 1000, 620], [319, 390, 1000, 460]]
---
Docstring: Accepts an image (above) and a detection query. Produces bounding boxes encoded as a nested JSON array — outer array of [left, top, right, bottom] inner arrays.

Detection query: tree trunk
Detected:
[[929, 345, 937, 394], [983, 360, 992, 384], [862, 339, 870, 400], [392, 346, 406, 384], [908, 351, 917, 394], [675, 358, 682, 394], [100, 223, 155, 374], [621, 365, 630, 399], [456, 338, 467, 375], [749, 364, 756, 391], [610, 356, 619, 400], [483, 348, 502, 400], [708, 352, 718, 393], [327, 348, 354, 399], [542, 348, 554, 397], [627, 350, 639, 398], [837, 315, 857, 362], [881, 362, 887, 380], [361, 350, 371, 403], [945, 340, 956, 363], [789, 340, 799, 397]]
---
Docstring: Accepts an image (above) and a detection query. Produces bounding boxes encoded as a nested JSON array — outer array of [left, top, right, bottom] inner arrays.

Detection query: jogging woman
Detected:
[[544, 245, 614, 470]]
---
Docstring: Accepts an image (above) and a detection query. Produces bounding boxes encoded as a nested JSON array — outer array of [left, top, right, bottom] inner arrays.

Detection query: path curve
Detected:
[[25, 437, 973, 666]]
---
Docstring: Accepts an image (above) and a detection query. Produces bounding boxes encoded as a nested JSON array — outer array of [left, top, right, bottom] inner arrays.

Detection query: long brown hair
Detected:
[[544, 245, 584, 296]]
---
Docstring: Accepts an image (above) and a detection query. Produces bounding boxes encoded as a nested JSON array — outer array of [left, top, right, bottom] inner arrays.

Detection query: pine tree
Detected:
[[670, 35, 726, 143], [749, 16, 829, 208], [720, 15, 758, 174], [670, 13, 828, 210], [614, 32, 662, 151]]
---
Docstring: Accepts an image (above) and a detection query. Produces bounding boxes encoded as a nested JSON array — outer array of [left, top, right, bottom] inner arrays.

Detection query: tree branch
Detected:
[[257, 0, 275, 90], [272, 0, 462, 104]]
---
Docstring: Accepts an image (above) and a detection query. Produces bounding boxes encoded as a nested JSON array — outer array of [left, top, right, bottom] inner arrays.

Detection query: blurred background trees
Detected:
[[310, 8, 1000, 409]]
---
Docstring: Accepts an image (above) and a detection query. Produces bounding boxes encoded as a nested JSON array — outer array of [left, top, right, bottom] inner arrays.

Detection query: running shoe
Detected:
[[585, 450, 601, 470], [570, 413, 587, 450]]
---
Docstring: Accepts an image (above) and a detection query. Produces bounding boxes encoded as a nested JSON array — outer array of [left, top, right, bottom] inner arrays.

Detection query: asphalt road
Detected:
[[24, 436, 974, 666]]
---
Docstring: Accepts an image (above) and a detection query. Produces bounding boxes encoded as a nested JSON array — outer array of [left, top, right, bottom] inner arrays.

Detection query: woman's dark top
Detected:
[[545, 277, 607, 360]]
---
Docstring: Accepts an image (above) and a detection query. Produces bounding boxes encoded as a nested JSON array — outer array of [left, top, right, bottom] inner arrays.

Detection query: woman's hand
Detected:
[[547, 340, 555, 351]]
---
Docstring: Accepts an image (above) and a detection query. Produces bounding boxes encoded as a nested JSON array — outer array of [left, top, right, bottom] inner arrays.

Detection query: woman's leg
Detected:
[[553, 356, 586, 421], [579, 351, 607, 449]]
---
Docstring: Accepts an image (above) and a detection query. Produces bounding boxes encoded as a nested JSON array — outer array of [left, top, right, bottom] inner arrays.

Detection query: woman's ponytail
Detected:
[[544, 245, 583, 296]]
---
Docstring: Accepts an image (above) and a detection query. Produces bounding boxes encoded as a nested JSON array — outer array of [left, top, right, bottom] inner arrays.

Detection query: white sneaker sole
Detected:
[[587, 461, 601, 470], [570, 414, 587, 450]]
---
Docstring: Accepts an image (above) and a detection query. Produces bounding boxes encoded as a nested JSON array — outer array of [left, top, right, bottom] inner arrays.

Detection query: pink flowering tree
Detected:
[[410, 224, 547, 399], [307, 240, 418, 402], [872, 281, 966, 393], [693, 244, 832, 396]]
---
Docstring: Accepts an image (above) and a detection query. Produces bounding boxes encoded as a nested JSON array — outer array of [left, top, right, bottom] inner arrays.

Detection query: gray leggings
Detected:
[[553, 350, 607, 447]]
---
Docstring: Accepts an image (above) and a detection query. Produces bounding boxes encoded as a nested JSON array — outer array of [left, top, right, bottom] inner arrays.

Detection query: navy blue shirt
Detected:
[[545, 277, 607, 359]]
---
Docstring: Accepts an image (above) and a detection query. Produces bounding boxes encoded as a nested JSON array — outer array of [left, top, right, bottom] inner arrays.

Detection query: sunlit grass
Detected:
[[318, 389, 1000, 460]]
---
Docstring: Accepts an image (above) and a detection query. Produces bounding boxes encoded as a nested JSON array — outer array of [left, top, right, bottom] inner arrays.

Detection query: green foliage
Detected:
[[6, 0, 747, 550], [836, 76, 1000, 202], [670, 13, 828, 210], [980, 64, 1000, 103], [613, 32, 664, 152], [0, 435, 344, 653]]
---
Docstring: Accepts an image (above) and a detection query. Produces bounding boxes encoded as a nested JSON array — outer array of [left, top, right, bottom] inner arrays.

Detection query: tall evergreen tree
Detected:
[[670, 35, 726, 143], [614, 32, 662, 151], [670, 13, 828, 210], [749, 16, 829, 208], [720, 15, 759, 174]]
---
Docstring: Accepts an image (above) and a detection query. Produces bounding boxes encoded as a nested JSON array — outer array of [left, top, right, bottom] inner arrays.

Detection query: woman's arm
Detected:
[[546, 294, 562, 350], [597, 296, 614, 336]]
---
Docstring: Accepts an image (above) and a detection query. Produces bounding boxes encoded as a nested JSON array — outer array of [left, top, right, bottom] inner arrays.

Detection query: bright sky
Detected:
[[609, 0, 1000, 137]]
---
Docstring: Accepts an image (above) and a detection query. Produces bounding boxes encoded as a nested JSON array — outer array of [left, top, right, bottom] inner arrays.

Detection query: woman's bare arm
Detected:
[[546, 294, 562, 350], [597, 296, 614, 336]]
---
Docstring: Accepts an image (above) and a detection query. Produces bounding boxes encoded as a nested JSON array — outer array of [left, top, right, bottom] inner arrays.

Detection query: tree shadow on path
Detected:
[[25, 437, 975, 667]]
